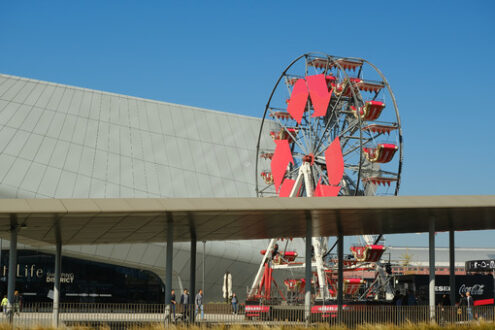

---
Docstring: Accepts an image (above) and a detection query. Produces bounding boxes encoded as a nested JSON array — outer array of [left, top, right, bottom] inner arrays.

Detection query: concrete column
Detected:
[[449, 230, 455, 306], [304, 214, 312, 325], [52, 238, 61, 327], [202, 241, 206, 296], [337, 233, 343, 318], [7, 223, 18, 321], [190, 235, 196, 318], [165, 214, 174, 322], [429, 219, 435, 321]]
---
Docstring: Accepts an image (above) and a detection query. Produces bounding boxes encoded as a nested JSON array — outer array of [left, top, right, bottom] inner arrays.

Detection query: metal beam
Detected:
[[165, 213, 174, 322], [7, 230, 17, 302], [52, 237, 61, 327], [304, 214, 312, 325], [202, 241, 206, 298], [7, 217, 18, 322], [449, 230, 455, 306], [429, 219, 435, 320], [190, 235, 196, 307]]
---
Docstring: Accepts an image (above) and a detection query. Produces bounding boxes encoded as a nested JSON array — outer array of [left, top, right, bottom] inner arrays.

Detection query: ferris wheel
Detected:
[[255, 53, 403, 200], [249, 53, 403, 303]]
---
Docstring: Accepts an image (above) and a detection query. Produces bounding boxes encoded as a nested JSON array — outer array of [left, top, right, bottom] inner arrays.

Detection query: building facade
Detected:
[[0, 73, 276, 302]]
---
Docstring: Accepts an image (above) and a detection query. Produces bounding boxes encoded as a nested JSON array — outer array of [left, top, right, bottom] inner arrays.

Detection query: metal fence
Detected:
[[1, 303, 494, 329]]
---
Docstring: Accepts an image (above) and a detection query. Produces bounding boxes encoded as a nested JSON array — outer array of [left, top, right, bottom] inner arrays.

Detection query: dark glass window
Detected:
[[0, 250, 164, 303]]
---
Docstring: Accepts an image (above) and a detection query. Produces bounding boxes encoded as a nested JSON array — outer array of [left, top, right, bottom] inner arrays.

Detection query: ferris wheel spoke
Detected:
[[342, 138, 369, 158], [313, 114, 341, 155], [297, 126, 314, 155], [343, 165, 361, 174], [258, 184, 273, 194], [340, 135, 361, 140], [340, 123, 360, 149], [285, 165, 302, 178], [313, 165, 330, 185], [309, 113, 321, 148], [313, 117, 357, 158], [362, 131, 386, 144], [343, 174, 358, 191], [314, 93, 345, 152], [310, 118, 327, 154], [338, 118, 359, 139], [268, 108, 308, 154], [341, 131, 386, 161], [371, 89, 382, 101], [299, 116, 314, 153], [292, 152, 307, 159], [373, 169, 399, 176], [313, 110, 337, 152], [283, 75, 293, 95]]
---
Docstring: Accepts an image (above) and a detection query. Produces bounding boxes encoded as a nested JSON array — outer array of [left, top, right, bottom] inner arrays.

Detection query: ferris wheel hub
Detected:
[[302, 154, 315, 165]]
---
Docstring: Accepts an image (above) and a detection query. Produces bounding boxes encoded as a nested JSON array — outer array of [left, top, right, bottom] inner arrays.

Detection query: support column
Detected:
[[190, 236, 196, 300], [202, 241, 206, 296], [165, 214, 174, 322], [304, 214, 312, 325], [337, 233, 343, 319], [429, 219, 435, 321], [52, 238, 61, 327], [449, 230, 455, 306], [7, 223, 18, 321], [190, 235, 196, 320]]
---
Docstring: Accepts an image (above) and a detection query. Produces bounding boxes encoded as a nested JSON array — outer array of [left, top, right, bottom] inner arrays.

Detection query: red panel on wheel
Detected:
[[314, 179, 340, 197], [286, 78, 308, 124], [325, 137, 344, 186], [307, 74, 332, 118], [271, 139, 294, 192], [279, 179, 296, 197]]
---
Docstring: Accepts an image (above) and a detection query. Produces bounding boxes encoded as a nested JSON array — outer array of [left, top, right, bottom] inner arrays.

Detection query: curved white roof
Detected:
[[0, 73, 266, 199]]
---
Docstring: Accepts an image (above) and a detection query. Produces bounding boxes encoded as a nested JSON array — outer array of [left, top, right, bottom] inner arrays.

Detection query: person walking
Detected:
[[406, 289, 417, 306], [170, 289, 177, 321], [438, 294, 450, 323], [392, 290, 403, 324], [195, 289, 204, 321], [466, 291, 474, 321], [180, 289, 190, 320], [0, 296, 8, 316], [231, 293, 238, 314], [12, 291, 21, 316], [457, 293, 467, 321]]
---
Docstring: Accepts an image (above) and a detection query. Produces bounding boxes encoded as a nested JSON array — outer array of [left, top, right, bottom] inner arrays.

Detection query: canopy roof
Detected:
[[0, 195, 494, 246]]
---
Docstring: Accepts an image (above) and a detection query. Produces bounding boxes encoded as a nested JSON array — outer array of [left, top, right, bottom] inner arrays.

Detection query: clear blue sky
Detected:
[[1, 1, 494, 247]]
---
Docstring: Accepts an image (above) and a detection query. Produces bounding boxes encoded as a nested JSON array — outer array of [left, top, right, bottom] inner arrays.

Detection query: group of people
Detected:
[[392, 289, 417, 306], [168, 288, 205, 321], [458, 291, 474, 321], [168, 289, 239, 322], [0, 291, 22, 317], [393, 289, 476, 322]]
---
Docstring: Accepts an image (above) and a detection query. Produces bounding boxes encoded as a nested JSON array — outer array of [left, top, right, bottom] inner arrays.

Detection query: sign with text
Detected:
[[466, 260, 495, 272]]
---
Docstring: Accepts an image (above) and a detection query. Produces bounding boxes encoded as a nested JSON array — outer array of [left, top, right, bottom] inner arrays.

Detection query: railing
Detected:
[[1, 303, 495, 329]]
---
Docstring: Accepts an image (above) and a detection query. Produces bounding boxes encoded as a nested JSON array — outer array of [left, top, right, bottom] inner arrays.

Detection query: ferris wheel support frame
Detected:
[[248, 163, 331, 301]]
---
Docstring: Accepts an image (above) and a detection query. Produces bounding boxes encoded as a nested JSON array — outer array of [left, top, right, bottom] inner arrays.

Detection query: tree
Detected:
[[400, 249, 413, 267]]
